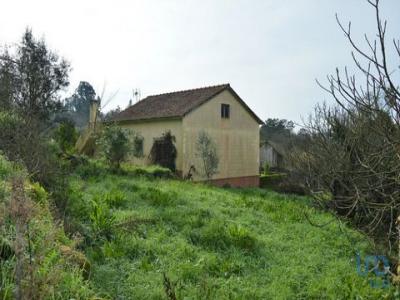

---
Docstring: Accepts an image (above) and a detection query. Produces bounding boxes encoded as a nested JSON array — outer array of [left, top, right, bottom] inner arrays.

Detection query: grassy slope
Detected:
[[0, 156, 94, 300], [69, 171, 393, 299]]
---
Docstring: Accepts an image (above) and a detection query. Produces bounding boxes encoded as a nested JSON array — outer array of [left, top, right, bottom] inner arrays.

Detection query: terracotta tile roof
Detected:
[[112, 83, 263, 124]]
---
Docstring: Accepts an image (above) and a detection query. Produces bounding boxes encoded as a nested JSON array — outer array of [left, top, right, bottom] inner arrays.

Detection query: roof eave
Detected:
[[109, 116, 182, 124]]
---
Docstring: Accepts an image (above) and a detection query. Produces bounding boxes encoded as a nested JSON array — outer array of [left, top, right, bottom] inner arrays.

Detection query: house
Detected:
[[260, 140, 285, 170], [112, 84, 263, 187]]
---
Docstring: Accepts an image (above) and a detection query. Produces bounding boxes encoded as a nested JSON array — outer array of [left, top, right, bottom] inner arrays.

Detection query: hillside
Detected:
[[0, 155, 95, 299], [64, 164, 393, 299]]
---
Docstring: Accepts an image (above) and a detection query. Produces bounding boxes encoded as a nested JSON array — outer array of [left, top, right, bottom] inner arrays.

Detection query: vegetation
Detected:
[[98, 124, 131, 170], [132, 132, 144, 159], [0, 7, 399, 297], [0, 155, 94, 299], [149, 131, 177, 172], [63, 81, 97, 128], [54, 119, 79, 154], [196, 131, 219, 180], [260, 118, 294, 145], [60, 162, 394, 299], [0, 29, 70, 187], [289, 0, 400, 252]]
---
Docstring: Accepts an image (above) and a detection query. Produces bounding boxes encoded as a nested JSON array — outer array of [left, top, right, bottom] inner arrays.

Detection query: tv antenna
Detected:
[[132, 88, 141, 103]]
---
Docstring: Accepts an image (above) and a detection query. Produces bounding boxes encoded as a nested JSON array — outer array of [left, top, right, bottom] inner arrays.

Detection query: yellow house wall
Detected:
[[119, 119, 183, 172], [182, 90, 260, 181]]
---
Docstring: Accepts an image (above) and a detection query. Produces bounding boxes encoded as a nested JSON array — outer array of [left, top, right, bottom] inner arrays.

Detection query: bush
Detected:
[[74, 159, 107, 179], [260, 173, 287, 188], [98, 124, 131, 170], [0, 156, 95, 299], [54, 119, 79, 153], [28, 182, 48, 204], [263, 162, 270, 175], [123, 164, 173, 179], [260, 173, 306, 195]]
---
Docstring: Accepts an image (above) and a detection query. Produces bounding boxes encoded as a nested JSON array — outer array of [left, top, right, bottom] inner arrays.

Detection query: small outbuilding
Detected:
[[260, 141, 286, 170]]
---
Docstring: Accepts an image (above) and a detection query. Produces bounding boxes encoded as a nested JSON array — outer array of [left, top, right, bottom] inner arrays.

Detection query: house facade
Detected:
[[113, 84, 263, 187]]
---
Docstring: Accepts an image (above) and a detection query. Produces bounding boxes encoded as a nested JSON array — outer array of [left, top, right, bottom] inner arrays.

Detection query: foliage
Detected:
[[263, 161, 269, 175], [0, 155, 94, 299], [122, 163, 173, 179], [260, 118, 294, 145], [260, 118, 294, 140], [102, 106, 121, 122], [89, 200, 116, 242], [62, 163, 393, 299], [0, 29, 70, 187], [149, 131, 177, 172], [0, 28, 70, 121], [196, 131, 219, 180], [290, 0, 400, 250], [132, 132, 144, 158], [63, 81, 97, 128], [54, 119, 78, 153], [98, 124, 131, 170]]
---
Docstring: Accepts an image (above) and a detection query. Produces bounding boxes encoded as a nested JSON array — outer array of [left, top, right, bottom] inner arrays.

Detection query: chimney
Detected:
[[89, 97, 100, 128]]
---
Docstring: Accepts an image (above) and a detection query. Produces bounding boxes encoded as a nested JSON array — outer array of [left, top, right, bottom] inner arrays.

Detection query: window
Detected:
[[221, 104, 230, 119]]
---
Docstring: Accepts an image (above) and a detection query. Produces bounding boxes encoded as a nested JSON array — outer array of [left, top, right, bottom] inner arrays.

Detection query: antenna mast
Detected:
[[132, 88, 141, 103]]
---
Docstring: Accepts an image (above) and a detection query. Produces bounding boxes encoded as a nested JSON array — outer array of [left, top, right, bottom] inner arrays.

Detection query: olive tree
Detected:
[[196, 131, 219, 180], [99, 124, 131, 170]]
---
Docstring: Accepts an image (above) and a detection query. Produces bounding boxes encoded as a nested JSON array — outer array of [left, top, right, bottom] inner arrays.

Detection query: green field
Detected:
[[65, 165, 393, 299]]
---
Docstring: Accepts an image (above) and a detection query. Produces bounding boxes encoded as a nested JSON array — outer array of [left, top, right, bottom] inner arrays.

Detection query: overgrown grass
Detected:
[[0, 155, 95, 299], [65, 164, 398, 299]]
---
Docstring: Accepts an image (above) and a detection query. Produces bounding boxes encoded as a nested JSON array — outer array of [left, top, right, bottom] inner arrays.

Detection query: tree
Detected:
[[0, 29, 70, 121], [64, 81, 96, 128], [0, 29, 70, 186], [291, 0, 400, 249], [102, 106, 121, 122], [260, 118, 294, 143], [99, 124, 131, 170], [196, 131, 219, 180]]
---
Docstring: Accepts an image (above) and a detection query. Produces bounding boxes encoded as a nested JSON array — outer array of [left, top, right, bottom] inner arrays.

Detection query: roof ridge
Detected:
[[147, 83, 230, 98]]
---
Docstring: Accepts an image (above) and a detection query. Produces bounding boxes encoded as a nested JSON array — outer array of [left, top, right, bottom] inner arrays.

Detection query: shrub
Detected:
[[28, 182, 48, 204], [74, 159, 107, 179], [124, 164, 173, 179], [98, 124, 131, 170], [132, 132, 144, 158], [263, 162, 270, 175], [54, 119, 79, 153]]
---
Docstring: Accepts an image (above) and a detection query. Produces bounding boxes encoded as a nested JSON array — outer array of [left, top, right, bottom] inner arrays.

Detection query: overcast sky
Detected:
[[1, 0, 399, 125]]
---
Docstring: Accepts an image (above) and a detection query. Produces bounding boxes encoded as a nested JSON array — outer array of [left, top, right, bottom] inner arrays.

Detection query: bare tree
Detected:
[[291, 0, 400, 251]]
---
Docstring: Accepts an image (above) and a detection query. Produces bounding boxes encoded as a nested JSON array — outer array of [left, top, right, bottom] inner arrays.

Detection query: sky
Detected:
[[0, 0, 399, 125]]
